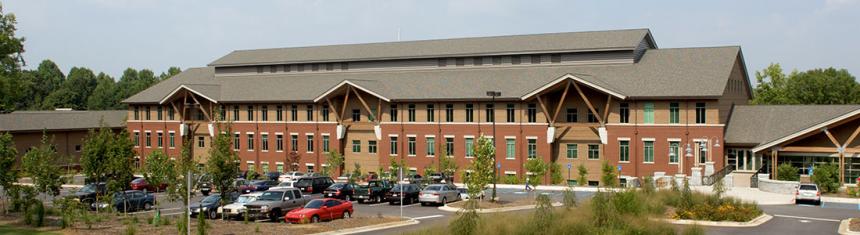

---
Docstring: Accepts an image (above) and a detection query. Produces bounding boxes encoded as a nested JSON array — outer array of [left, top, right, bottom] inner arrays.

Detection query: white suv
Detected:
[[278, 171, 305, 182], [795, 184, 821, 205]]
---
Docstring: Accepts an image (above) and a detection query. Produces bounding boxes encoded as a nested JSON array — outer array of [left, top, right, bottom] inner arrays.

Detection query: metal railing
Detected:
[[750, 166, 765, 188], [703, 164, 735, 186]]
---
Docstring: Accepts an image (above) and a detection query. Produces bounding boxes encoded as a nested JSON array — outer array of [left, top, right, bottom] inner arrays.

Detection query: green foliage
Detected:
[[124, 216, 138, 235], [207, 129, 240, 207], [438, 142, 458, 182], [24, 201, 45, 227], [577, 164, 588, 186], [642, 176, 655, 194], [449, 200, 479, 235], [600, 161, 617, 187], [503, 174, 520, 184], [0, 3, 25, 112], [562, 188, 577, 208], [53, 197, 84, 228], [351, 163, 363, 183], [753, 63, 860, 105], [712, 175, 726, 198], [549, 162, 563, 185], [465, 135, 494, 200], [776, 163, 799, 181], [811, 162, 840, 193], [81, 126, 135, 201], [0, 132, 18, 213], [325, 151, 344, 176], [197, 208, 207, 235], [22, 132, 65, 198], [524, 158, 548, 186], [145, 150, 175, 194]]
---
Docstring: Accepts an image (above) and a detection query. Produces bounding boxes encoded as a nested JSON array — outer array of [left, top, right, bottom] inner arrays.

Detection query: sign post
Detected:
[[566, 163, 572, 183]]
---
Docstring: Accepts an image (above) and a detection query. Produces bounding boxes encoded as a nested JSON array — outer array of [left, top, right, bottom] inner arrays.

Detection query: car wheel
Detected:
[[376, 195, 382, 203], [143, 202, 152, 211], [343, 211, 351, 219], [311, 215, 320, 223], [358, 199, 365, 204], [270, 209, 282, 221], [209, 210, 218, 219], [345, 195, 351, 201], [202, 191, 210, 196], [421, 202, 427, 206]]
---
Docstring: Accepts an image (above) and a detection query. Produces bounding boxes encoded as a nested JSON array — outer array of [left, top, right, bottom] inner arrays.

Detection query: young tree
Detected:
[[0, 132, 18, 214], [325, 151, 344, 176], [811, 163, 841, 193], [169, 139, 199, 235], [105, 129, 135, 194], [776, 163, 800, 181], [350, 163, 363, 183], [207, 130, 240, 215], [600, 161, 617, 187], [465, 135, 494, 201], [388, 156, 401, 181], [577, 164, 588, 186], [549, 162, 564, 185], [22, 133, 64, 200], [524, 158, 548, 187], [144, 150, 175, 195], [438, 141, 458, 183]]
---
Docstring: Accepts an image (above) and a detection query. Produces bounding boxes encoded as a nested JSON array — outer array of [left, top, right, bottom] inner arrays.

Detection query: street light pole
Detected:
[[486, 91, 501, 202]]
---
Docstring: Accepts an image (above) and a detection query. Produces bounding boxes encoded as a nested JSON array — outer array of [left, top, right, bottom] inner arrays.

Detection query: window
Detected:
[[196, 110, 204, 121], [247, 162, 255, 174], [426, 104, 435, 122], [643, 103, 654, 124], [408, 104, 416, 122], [527, 103, 537, 123], [566, 108, 577, 122], [290, 135, 298, 152], [276, 105, 283, 121], [157, 133, 163, 148], [588, 144, 599, 160], [197, 136, 205, 148], [306, 105, 313, 121], [276, 163, 284, 173], [619, 141, 630, 162], [321, 105, 329, 121], [261, 105, 268, 121], [445, 104, 454, 122], [352, 140, 361, 153], [426, 137, 435, 156], [389, 105, 398, 122], [133, 132, 140, 147], [531, 55, 541, 64], [669, 141, 680, 164], [473, 57, 483, 66], [445, 137, 454, 156], [456, 58, 465, 66], [306, 135, 314, 152], [291, 105, 298, 121], [247, 106, 254, 120], [134, 107, 140, 120], [506, 104, 515, 122], [512, 55, 521, 64], [261, 162, 269, 173], [669, 102, 680, 124], [233, 133, 240, 150], [465, 104, 474, 122], [485, 104, 494, 122], [322, 135, 330, 152], [506, 138, 516, 159], [276, 134, 284, 151], [145, 107, 151, 120], [587, 110, 598, 123], [408, 137, 416, 156], [247, 134, 254, 151], [527, 139, 537, 159], [368, 140, 377, 154], [307, 165, 314, 174], [156, 106, 162, 120], [465, 137, 474, 158], [567, 144, 578, 159], [390, 137, 398, 155], [695, 103, 706, 124], [352, 109, 360, 122], [169, 107, 175, 120], [644, 141, 654, 163], [145, 132, 151, 147], [261, 134, 269, 151], [232, 105, 239, 121], [169, 132, 175, 148], [619, 103, 629, 123], [219, 106, 225, 121], [75, 145, 81, 152]]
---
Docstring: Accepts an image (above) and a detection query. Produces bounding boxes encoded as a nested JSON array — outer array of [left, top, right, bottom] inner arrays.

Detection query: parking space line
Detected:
[[400, 204, 419, 208], [368, 202, 390, 207], [411, 215, 444, 220], [773, 214, 840, 222]]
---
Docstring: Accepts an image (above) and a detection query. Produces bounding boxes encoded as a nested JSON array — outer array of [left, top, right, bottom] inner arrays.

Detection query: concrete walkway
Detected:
[[692, 186, 860, 205]]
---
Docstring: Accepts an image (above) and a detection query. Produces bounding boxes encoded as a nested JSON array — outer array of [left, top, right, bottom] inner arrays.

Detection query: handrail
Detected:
[[703, 164, 735, 186], [750, 166, 765, 188]]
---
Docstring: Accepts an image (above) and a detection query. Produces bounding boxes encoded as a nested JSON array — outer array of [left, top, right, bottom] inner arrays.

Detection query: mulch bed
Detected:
[[850, 218, 860, 232], [446, 198, 535, 210]]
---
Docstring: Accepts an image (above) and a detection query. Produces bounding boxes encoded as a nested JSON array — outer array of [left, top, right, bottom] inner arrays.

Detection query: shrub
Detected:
[[611, 189, 643, 215], [642, 176, 655, 194], [524, 158, 548, 186], [562, 188, 577, 208], [449, 200, 479, 235], [550, 162, 564, 185], [600, 161, 617, 187], [577, 164, 588, 186], [503, 175, 520, 184], [776, 163, 799, 181], [811, 163, 840, 193], [197, 208, 207, 235]]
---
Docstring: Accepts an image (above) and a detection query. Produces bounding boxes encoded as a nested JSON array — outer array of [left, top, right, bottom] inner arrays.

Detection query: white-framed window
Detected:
[[291, 134, 298, 152], [506, 138, 516, 160], [156, 132, 163, 148], [567, 144, 578, 159], [465, 137, 475, 158], [389, 135, 398, 156], [233, 132, 240, 150], [352, 140, 361, 153], [247, 133, 255, 151], [261, 133, 269, 152], [322, 134, 330, 153], [527, 137, 537, 159], [133, 131, 140, 147], [168, 131, 175, 148], [588, 144, 599, 160], [643, 140, 654, 163], [619, 140, 629, 162], [669, 140, 680, 164], [368, 140, 377, 154], [426, 136, 435, 157], [408, 136, 416, 156], [306, 134, 314, 153], [276, 134, 284, 152], [145, 131, 152, 148]]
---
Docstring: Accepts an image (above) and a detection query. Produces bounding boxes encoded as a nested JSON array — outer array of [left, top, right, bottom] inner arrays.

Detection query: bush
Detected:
[[811, 163, 840, 193], [524, 158, 548, 185], [776, 163, 799, 181], [562, 188, 577, 208], [600, 161, 617, 187], [550, 162, 564, 185], [503, 175, 520, 184], [642, 176, 655, 194]]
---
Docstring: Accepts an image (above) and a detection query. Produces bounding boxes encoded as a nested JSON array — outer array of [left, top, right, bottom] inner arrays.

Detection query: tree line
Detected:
[[0, 4, 177, 112], [752, 63, 859, 105]]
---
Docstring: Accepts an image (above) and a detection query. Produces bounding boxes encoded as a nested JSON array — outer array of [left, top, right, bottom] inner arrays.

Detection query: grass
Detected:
[[0, 225, 59, 235]]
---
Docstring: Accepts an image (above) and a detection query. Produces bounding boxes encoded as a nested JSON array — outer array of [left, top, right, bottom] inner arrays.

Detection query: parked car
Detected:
[[74, 182, 107, 205], [191, 193, 239, 219], [284, 198, 353, 224], [323, 183, 358, 201], [404, 174, 423, 184], [457, 187, 487, 201], [795, 183, 821, 205], [419, 184, 460, 206], [428, 173, 445, 182], [385, 184, 421, 205], [91, 190, 155, 212], [266, 172, 281, 181], [244, 188, 312, 221], [271, 181, 296, 190], [198, 174, 213, 196], [217, 192, 262, 219], [130, 177, 168, 192], [354, 179, 393, 203], [240, 180, 278, 194], [294, 176, 335, 194], [279, 171, 305, 182], [336, 173, 354, 182]]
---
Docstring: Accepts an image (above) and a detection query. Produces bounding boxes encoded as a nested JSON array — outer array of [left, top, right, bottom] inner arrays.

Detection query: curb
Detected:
[[824, 196, 860, 204], [438, 202, 563, 213], [309, 219, 419, 235], [839, 218, 860, 235], [658, 213, 772, 227], [450, 183, 623, 192]]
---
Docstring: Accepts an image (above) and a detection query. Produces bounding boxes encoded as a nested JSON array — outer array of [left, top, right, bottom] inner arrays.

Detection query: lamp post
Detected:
[[486, 91, 501, 202]]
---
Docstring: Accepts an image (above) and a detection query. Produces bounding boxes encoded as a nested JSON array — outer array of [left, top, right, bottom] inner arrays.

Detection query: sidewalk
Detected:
[[692, 186, 860, 205]]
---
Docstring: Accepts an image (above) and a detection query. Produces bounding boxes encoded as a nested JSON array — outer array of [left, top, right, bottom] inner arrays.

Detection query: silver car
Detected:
[[419, 184, 460, 206], [795, 184, 821, 205]]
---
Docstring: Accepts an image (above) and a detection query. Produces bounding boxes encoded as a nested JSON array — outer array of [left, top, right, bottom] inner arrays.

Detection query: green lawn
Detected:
[[0, 225, 60, 235]]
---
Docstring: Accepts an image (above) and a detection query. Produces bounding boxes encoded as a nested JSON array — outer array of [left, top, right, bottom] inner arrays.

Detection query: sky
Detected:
[[5, 0, 860, 81]]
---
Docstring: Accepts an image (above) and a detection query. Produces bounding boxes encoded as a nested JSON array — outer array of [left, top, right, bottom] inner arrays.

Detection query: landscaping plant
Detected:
[[524, 158, 548, 187], [600, 161, 617, 187], [811, 162, 840, 193], [0, 132, 18, 215], [577, 164, 588, 186], [550, 162, 564, 185], [776, 163, 799, 181]]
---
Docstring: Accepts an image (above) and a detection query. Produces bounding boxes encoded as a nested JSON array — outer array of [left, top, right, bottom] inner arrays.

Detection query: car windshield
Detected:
[[392, 184, 410, 191], [799, 185, 817, 191], [253, 181, 268, 186], [259, 191, 284, 201], [295, 179, 311, 187], [79, 184, 97, 193], [131, 178, 145, 184], [277, 182, 293, 187], [201, 195, 220, 204], [424, 185, 441, 191], [236, 195, 257, 203], [328, 184, 345, 190], [304, 199, 324, 209]]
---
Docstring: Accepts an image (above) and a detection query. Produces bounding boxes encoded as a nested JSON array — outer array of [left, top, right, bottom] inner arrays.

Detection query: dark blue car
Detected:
[[191, 192, 239, 219], [91, 190, 155, 212]]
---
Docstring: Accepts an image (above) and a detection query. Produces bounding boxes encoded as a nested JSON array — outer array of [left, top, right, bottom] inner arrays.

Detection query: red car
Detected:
[[284, 198, 353, 223], [130, 178, 167, 192]]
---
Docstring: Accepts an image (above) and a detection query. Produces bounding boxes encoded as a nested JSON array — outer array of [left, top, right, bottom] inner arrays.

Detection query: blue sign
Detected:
[[566, 163, 572, 169], [496, 162, 501, 169], [809, 166, 814, 176], [617, 165, 622, 171]]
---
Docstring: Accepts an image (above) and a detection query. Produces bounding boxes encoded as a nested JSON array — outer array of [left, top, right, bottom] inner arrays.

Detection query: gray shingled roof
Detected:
[[209, 29, 653, 66], [724, 105, 860, 146], [0, 110, 127, 132], [124, 46, 743, 104]]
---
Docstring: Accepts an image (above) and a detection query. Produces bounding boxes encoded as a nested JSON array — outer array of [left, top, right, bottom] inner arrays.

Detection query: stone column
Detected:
[[674, 174, 686, 187], [690, 167, 703, 186], [704, 162, 715, 176]]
